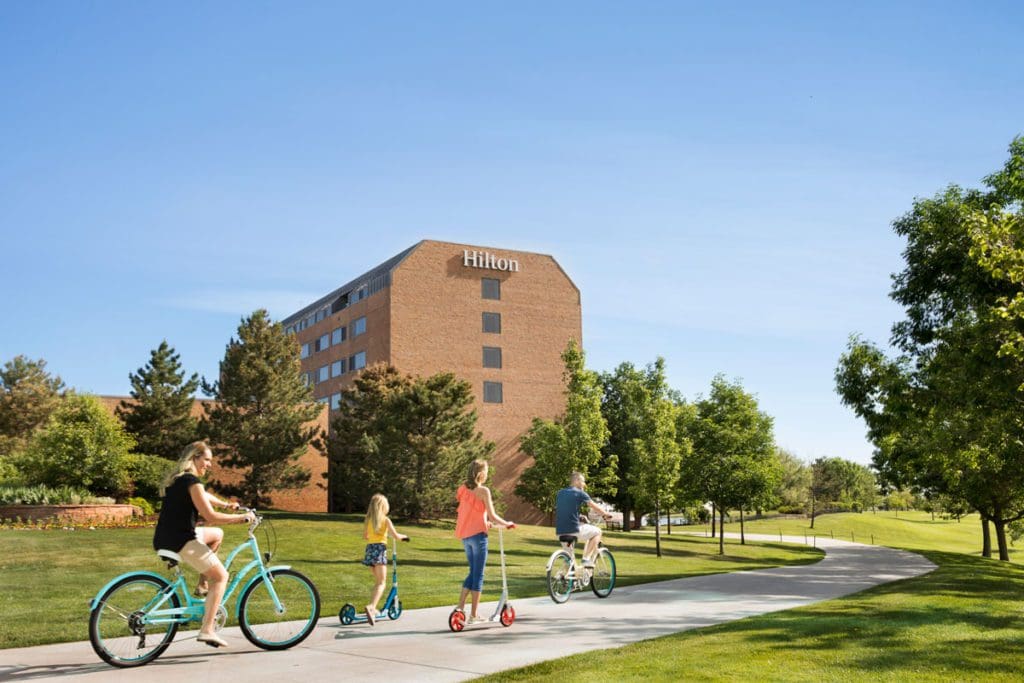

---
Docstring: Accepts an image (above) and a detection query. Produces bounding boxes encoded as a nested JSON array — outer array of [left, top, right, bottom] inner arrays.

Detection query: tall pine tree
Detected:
[[325, 364, 492, 519], [116, 341, 199, 460], [201, 310, 322, 507], [0, 356, 65, 456]]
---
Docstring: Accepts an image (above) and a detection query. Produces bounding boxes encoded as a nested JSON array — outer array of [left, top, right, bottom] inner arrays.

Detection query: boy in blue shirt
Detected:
[[554, 472, 613, 567]]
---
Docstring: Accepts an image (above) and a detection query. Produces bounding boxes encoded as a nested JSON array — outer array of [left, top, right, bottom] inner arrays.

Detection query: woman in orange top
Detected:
[[455, 459, 513, 623]]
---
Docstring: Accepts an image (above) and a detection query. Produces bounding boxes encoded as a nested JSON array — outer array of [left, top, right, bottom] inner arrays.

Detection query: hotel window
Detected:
[[483, 381, 503, 403], [482, 312, 501, 334], [483, 346, 502, 369], [331, 393, 342, 410], [350, 351, 366, 371], [352, 316, 366, 337], [331, 360, 345, 377], [316, 309, 327, 322], [317, 396, 330, 405], [482, 278, 500, 300], [285, 325, 294, 335], [318, 365, 329, 383], [332, 326, 346, 345], [316, 333, 330, 352], [300, 343, 311, 359]]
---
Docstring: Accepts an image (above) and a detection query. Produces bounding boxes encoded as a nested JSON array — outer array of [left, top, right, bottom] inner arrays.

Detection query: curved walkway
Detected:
[[0, 535, 935, 682]]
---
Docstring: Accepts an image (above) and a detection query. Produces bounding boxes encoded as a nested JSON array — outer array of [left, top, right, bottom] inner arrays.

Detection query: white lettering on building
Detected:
[[462, 250, 520, 272]]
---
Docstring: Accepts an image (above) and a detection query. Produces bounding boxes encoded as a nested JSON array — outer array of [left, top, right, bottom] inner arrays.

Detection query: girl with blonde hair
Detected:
[[362, 493, 408, 625], [152, 441, 253, 648], [453, 459, 513, 623]]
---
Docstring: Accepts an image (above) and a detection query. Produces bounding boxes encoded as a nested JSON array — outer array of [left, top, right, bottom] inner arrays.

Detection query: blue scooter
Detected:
[[339, 536, 409, 625]]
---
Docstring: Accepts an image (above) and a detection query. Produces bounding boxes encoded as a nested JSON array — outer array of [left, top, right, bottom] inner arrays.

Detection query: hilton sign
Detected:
[[463, 249, 520, 273]]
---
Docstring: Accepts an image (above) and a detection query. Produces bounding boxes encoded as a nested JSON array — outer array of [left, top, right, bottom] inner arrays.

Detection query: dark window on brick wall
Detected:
[[483, 381, 503, 403], [483, 346, 502, 368], [482, 278, 500, 300], [482, 312, 501, 333]]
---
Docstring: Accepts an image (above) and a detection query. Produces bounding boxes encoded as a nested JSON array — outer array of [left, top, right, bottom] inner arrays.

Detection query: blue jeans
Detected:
[[462, 532, 488, 592]]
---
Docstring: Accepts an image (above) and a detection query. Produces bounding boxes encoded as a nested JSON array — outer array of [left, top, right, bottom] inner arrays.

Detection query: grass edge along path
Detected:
[[481, 513, 1024, 683], [0, 513, 822, 649]]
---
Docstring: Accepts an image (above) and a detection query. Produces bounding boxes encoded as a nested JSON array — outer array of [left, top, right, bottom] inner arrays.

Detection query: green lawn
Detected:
[[483, 512, 1024, 683], [0, 513, 821, 649]]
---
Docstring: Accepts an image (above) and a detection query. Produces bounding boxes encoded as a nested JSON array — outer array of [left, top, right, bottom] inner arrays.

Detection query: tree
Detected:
[[201, 310, 322, 507], [516, 341, 613, 517], [773, 448, 811, 513], [324, 364, 493, 519], [16, 394, 134, 497], [0, 356, 65, 456], [679, 376, 775, 554], [627, 358, 683, 557], [836, 137, 1024, 560], [600, 361, 673, 531], [116, 341, 199, 460]]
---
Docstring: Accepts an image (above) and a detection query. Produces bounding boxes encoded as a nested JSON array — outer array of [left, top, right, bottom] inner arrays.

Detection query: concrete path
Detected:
[[0, 535, 935, 682]]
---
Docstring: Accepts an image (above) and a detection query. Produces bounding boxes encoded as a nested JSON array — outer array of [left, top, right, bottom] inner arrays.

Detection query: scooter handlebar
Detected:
[[506, 523, 516, 529], [401, 536, 411, 542]]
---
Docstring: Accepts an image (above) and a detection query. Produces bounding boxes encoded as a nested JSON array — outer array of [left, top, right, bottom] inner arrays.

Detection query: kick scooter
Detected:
[[448, 524, 516, 631], [339, 536, 410, 625]]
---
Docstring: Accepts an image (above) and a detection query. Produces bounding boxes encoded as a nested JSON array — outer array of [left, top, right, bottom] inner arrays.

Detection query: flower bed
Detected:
[[0, 504, 139, 524]]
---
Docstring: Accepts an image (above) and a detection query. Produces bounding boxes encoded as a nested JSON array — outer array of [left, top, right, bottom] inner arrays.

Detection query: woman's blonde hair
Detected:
[[366, 494, 389, 534], [159, 441, 210, 497], [465, 459, 489, 490]]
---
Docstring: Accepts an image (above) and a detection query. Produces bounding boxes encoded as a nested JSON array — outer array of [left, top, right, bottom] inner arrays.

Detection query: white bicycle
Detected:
[[544, 517, 616, 604]]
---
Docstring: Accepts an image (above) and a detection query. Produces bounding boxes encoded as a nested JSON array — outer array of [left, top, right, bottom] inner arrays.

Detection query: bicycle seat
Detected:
[[157, 549, 181, 567], [558, 535, 578, 545]]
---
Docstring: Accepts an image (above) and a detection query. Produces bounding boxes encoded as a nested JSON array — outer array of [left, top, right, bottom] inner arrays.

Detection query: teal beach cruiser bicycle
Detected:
[[88, 510, 321, 668]]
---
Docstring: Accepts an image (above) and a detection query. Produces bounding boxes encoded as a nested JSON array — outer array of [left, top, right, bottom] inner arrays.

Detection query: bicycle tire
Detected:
[[546, 550, 574, 604], [591, 547, 616, 598], [238, 569, 321, 650], [89, 573, 180, 668]]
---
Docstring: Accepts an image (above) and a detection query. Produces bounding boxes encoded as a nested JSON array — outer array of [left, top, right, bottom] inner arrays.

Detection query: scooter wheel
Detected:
[[448, 608, 466, 632], [388, 599, 403, 620], [339, 603, 356, 625], [500, 604, 516, 627]]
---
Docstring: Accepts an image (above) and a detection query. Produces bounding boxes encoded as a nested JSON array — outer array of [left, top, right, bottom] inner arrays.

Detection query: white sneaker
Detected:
[[469, 615, 488, 624], [582, 557, 595, 568]]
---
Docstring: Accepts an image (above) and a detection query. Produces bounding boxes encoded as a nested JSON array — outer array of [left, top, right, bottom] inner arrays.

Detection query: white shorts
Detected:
[[565, 524, 600, 542]]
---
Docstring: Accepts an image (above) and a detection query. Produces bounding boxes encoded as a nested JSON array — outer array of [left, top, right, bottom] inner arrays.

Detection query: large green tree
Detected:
[[116, 340, 199, 460], [836, 138, 1024, 560], [627, 358, 683, 557], [201, 309, 322, 507], [773, 448, 811, 513], [0, 356, 65, 456], [324, 364, 493, 519], [679, 376, 775, 555], [516, 341, 614, 517], [16, 394, 134, 497]]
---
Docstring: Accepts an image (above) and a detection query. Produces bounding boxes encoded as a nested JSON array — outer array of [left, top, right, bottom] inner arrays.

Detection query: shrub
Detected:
[[0, 457, 24, 486], [127, 496, 155, 515], [0, 484, 94, 505], [14, 394, 134, 497], [777, 504, 807, 515], [124, 453, 174, 500]]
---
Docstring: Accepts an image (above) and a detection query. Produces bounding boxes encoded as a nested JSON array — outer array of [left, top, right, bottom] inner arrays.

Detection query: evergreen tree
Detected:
[[0, 356, 65, 456], [201, 309, 322, 507], [116, 340, 199, 460], [325, 364, 493, 519], [516, 340, 614, 517]]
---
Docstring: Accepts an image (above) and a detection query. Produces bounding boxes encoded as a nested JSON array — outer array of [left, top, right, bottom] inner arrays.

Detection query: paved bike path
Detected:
[[0, 535, 935, 682]]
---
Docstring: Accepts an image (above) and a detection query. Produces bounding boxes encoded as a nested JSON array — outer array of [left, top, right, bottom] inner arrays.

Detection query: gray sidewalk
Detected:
[[0, 535, 935, 682]]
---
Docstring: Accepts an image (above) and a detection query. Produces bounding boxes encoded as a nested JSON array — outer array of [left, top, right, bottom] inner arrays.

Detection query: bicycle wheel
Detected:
[[591, 548, 616, 598], [546, 550, 573, 604], [89, 573, 180, 668], [238, 569, 321, 650]]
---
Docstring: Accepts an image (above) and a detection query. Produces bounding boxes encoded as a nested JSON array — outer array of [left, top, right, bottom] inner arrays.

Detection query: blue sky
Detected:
[[2, 2, 1022, 465]]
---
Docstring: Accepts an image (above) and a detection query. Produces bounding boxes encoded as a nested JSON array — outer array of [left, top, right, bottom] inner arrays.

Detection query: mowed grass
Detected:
[[0, 513, 821, 649], [483, 512, 1024, 683]]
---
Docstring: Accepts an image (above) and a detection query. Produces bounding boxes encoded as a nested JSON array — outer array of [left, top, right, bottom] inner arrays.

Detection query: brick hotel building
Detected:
[[283, 240, 582, 521]]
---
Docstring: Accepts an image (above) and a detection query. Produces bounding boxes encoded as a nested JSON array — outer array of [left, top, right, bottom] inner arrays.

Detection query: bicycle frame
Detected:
[[90, 525, 293, 626], [546, 541, 592, 592]]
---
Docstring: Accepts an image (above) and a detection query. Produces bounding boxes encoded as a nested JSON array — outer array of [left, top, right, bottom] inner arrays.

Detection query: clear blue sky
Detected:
[[2, 2, 1022, 466]]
